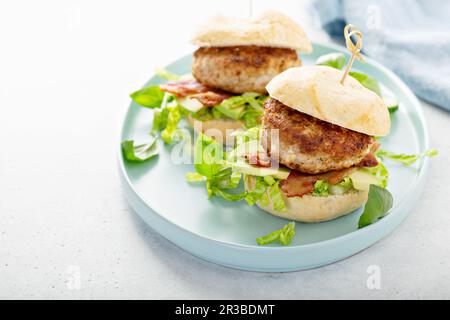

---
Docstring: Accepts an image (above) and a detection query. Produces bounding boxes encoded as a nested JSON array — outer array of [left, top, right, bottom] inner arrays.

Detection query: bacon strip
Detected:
[[358, 153, 378, 167], [280, 167, 357, 198], [280, 144, 381, 198], [190, 91, 232, 107], [244, 153, 272, 168], [358, 140, 381, 168], [159, 80, 232, 107]]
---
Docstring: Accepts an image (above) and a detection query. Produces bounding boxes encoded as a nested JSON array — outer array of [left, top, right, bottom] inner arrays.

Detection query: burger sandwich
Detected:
[[238, 65, 391, 222], [158, 11, 312, 144]]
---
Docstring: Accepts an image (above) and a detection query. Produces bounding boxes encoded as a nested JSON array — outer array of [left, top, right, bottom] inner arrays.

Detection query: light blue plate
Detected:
[[118, 42, 429, 272]]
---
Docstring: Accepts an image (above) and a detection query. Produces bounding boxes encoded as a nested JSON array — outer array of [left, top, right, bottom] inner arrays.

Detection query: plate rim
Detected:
[[117, 41, 430, 254]]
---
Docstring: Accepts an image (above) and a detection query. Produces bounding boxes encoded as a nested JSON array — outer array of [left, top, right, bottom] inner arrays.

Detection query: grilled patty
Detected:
[[261, 98, 375, 174], [192, 46, 300, 94]]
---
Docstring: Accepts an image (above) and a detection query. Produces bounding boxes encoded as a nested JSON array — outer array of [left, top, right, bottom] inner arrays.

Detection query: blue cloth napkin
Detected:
[[312, 0, 450, 110]]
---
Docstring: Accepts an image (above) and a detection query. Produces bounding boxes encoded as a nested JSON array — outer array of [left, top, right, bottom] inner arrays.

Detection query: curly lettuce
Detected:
[[121, 137, 158, 162], [190, 93, 266, 129], [244, 176, 286, 212], [187, 133, 245, 201], [376, 149, 438, 166], [256, 222, 296, 246]]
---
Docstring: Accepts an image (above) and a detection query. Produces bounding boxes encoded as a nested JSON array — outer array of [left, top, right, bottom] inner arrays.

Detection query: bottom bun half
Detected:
[[187, 115, 244, 145], [245, 176, 368, 223]]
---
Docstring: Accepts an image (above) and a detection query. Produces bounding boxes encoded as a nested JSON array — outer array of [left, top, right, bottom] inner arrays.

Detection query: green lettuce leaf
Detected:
[[376, 149, 438, 166], [155, 68, 181, 81], [243, 176, 286, 211], [316, 52, 346, 70], [188, 132, 287, 209], [244, 176, 269, 206], [349, 72, 382, 96], [213, 93, 266, 127], [191, 134, 246, 201], [313, 177, 354, 197], [161, 105, 182, 144], [268, 182, 287, 212], [231, 126, 260, 145], [358, 185, 393, 228], [210, 186, 246, 201], [194, 133, 226, 179], [215, 96, 248, 120], [362, 159, 389, 188], [130, 86, 165, 108], [186, 172, 205, 183], [329, 177, 353, 195], [256, 222, 296, 246], [242, 107, 263, 129], [189, 106, 229, 122], [121, 137, 158, 162], [151, 107, 170, 134], [313, 180, 329, 196]]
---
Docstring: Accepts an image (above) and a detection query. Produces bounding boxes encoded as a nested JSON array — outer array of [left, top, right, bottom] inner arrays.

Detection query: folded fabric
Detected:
[[312, 0, 450, 110]]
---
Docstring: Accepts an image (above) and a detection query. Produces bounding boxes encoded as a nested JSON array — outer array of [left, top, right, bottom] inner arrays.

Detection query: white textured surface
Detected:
[[1, 0, 449, 299]]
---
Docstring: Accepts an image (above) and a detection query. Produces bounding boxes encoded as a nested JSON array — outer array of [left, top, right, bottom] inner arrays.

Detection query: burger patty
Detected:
[[192, 46, 300, 94], [261, 98, 376, 174]]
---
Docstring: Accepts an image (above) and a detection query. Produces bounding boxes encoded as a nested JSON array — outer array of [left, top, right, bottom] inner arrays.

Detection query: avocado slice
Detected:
[[177, 97, 204, 113], [232, 161, 290, 180], [349, 170, 383, 191]]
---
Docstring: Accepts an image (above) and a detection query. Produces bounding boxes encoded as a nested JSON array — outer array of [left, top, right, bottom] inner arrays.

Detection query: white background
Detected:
[[1, 0, 450, 299]]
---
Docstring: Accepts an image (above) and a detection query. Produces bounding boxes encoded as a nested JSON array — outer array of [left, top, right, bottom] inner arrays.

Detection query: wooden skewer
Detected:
[[340, 24, 365, 85]]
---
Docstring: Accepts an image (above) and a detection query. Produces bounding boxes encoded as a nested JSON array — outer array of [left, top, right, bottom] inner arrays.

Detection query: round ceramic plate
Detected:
[[119, 42, 429, 272]]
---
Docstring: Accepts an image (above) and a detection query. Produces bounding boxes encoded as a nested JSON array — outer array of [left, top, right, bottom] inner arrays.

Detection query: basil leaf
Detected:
[[130, 86, 165, 108], [349, 72, 382, 96], [384, 97, 399, 114], [121, 138, 158, 162], [316, 53, 346, 70], [316, 54, 384, 98], [358, 185, 393, 229]]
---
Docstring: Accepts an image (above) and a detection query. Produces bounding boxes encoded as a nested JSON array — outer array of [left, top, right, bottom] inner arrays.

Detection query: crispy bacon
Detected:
[[159, 80, 209, 96], [358, 140, 381, 168], [280, 139, 382, 197], [358, 153, 379, 167], [159, 80, 232, 107], [280, 167, 357, 198], [244, 153, 272, 168], [190, 91, 232, 107]]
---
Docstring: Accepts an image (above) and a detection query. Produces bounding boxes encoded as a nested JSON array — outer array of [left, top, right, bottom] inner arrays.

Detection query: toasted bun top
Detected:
[[266, 66, 391, 136], [190, 11, 312, 52]]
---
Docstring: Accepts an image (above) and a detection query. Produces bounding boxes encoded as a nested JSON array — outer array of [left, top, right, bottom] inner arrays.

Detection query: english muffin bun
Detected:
[[187, 115, 244, 146], [191, 11, 312, 53], [245, 176, 368, 223], [266, 66, 390, 137]]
